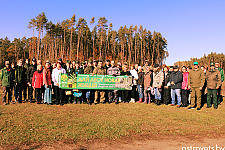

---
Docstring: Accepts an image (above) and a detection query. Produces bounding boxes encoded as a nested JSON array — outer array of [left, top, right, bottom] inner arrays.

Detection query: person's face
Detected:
[[106, 61, 110, 66], [194, 65, 198, 69], [93, 62, 97, 66], [66, 63, 70, 68], [135, 64, 139, 69], [45, 63, 50, 68], [123, 66, 128, 71], [26, 60, 29, 64], [145, 62, 149, 66], [181, 67, 186, 73], [37, 66, 42, 71], [11, 64, 15, 68], [174, 68, 178, 72], [18, 61, 23, 66], [37, 60, 42, 65], [75, 63, 79, 68], [88, 62, 92, 66], [201, 67, 204, 71], [111, 61, 115, 67], [98, 62, 103, 68], [210, 66, 215, 70], [215, 63, 219, 68], [6, 64, 10, 68], [57, 63, 61, 69], [131, 66, 134, 70], [164, 67, 168, 73], [32, 61, 36, 65], [169, 68, 173, 72]]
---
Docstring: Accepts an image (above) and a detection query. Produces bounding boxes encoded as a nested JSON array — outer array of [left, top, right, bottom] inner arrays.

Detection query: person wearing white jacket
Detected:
[[130, 65, 138, 103], [52, 62, 66, 105]]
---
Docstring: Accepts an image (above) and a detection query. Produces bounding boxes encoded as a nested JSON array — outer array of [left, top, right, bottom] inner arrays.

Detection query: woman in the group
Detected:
[[52, 62, 66, 105], [120, 64, 131, 103], [163, 66, 171, 105], [137, 66, 144, 103], [43, 61, 52, 105], [143, 66, 152, 104], [32, 65, 44, 104], [130, 64, 138, 103], [181, 66, 189, 107]]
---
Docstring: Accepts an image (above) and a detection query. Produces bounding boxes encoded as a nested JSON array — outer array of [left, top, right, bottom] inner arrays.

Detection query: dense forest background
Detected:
[[0, 12, 168, 67], [174, 52, 225, 69]]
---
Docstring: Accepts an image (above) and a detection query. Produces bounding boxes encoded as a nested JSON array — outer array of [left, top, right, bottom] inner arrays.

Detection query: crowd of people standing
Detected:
[[0, 58, 224, 110]]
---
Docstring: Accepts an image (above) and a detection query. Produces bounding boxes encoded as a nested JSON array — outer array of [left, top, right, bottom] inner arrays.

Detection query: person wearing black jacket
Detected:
[[169, 66, 183, 108], [27, 58, 37, 103], [137, 67, 144, 103], [121, 64, 131, 103], [163, 66, 171, 105]]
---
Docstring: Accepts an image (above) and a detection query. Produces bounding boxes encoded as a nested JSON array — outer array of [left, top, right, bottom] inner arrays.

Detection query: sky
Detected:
[[0, 0, 225, 65]]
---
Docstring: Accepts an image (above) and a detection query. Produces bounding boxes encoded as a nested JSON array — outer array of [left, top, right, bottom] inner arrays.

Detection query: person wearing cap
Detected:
[[84, 60, 95, 105], [107, 60, 121, 104], [215, 62, 224, 105], [93, 60, 106, 104], [152, 64, 164, 105], [0, 61, 14, 105], [43, 61, 52, 105], [206, 63, 221, 109], [169, 65, 183, 108], [187, 62, 205, 110], [15, 59, 27, 103], [58, 58, 66, 70], [27, 58, 37, 103]]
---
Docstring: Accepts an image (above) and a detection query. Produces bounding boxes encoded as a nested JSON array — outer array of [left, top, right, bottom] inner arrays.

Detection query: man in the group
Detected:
[[152, 64, 164, 105], [15, 59, 27, 103], [135, 63, 139, 72], [93, 60, 98, 68], [107, 60, 121, 104], [93, 60, 106, 104], [104, 59, 111, 74], [84, 60, 94, 105], [206, 63, 221, 109], [58, 58, 66, 70], [27, 58, 37, 103], [169, 66, 183, 108], [0, 61, 14, 105], [188, 62, 205, 110], [215, 62, 224, 105], [24, 58, 30, 101]]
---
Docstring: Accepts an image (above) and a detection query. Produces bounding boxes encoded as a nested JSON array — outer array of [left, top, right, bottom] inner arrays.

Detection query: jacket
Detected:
[[216, 67, 224, 82], [182, 72, 189, 90], [188, 68, 205, 88], [0, 67, 14, 87], [52, 67, 66, 86], [152, 71, 164, 88], [137, 72, 144, 86], [169, 71, 183, 89], [93, 66, 106, 75], [163, 72, 170, 87], [15, 66, 26, 84], [43, 68, 52, 86], [84, 66, 94, 74], [32, 71, 43, 88], [206, 69, 221, 89], [27, 64, 37, 83], [144, 72, 152, 87], [130, 69, 138, 85]]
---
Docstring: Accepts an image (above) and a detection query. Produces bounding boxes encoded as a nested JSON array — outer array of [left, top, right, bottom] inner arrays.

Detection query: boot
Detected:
[[138, 98, 142, 103], [143, 97, 148, 104], [157, 99, 161, 105], [131, 98, 135, 103], [148, 97, 151, 104]]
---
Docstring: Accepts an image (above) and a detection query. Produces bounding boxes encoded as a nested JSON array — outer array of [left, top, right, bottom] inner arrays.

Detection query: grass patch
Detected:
[[1, 102, 225, 145]]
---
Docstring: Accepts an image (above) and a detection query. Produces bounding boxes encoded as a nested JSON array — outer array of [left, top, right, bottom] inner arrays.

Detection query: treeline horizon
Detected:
[[0, 12, 168, 66], [174, 52, 225, 69]]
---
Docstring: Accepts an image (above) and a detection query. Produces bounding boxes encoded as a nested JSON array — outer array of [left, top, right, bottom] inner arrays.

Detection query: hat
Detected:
[[32, 58, 36, 62], [106, 59, 110, 62], [170, 66, 174, 69], [58, 58, 62, 61], [210, 62, 215, 66], [173, 65, 178, 69], [46, 60, 50, 64], [154, 64, 159, 68], [88, 60, 93, 63], [193, 62, 198, 65], [67, 60, 71, 64], [75, 60, 79, 64]]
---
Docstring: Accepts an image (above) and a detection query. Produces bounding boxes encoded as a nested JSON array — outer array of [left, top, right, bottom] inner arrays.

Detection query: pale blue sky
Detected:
[[1, 0, 224, 65]]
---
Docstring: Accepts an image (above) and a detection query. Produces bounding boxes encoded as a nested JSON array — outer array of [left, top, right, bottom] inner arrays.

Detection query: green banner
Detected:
[[59, 74, 132, 90]]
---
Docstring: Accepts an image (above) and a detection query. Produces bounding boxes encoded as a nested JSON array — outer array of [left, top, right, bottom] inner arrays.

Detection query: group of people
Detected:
[[0, 58, 224, 110]]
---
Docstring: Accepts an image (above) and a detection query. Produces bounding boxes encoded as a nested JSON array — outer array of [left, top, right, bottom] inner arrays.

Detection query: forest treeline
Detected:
[[174, 52, 225, 69], [0, 12, 168, 66]]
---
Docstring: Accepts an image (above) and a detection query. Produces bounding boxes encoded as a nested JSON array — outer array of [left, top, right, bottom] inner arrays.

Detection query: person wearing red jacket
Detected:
[[181, 66, 189, 107], [32, 65, 43, 104]]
